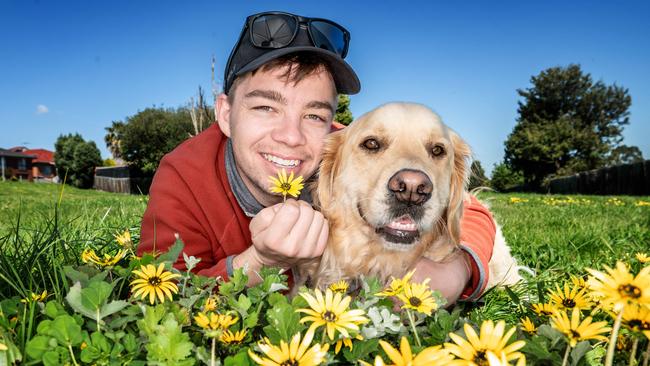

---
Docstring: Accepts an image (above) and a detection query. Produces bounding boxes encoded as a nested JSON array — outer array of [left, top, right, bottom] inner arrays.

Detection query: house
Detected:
[[23, 148, 57, 181], [0, 148, 35, 181]]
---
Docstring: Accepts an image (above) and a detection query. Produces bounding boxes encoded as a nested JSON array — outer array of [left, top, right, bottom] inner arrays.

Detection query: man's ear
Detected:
[[216, 93, 231, 137]]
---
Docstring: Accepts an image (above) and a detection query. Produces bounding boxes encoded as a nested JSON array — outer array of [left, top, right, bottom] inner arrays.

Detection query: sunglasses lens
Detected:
[[309, 20, 347, 56], [250, 14, 297, 48]]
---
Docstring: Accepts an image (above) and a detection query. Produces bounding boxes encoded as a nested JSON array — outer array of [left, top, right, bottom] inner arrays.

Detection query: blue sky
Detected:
[[1, 0, 648, 176]]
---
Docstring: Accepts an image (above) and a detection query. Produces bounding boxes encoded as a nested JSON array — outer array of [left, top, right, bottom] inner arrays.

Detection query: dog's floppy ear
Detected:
[[312, 130, 344, 213], [446, 130, 472, 244]]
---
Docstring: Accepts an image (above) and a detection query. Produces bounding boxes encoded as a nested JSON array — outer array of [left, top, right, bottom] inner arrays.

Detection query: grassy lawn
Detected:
[[1, 181, 649, 364]]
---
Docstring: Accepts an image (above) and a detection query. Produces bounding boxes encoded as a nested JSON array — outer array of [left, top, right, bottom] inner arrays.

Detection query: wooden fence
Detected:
[[94, 166, 152, 194], [548, 160, 650, 195]]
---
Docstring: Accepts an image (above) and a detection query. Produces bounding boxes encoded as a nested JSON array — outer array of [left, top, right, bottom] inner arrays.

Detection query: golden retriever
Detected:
[[296, 102, 521, 292]]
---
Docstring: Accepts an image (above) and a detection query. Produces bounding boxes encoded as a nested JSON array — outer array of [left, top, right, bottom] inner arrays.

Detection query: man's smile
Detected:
[[262, 153, 302, 168]]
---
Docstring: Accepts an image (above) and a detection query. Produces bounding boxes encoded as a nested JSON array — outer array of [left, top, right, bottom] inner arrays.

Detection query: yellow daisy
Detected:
[[486, 351, 526, 366], [268, 168, 304, 200], [376, 269, 416, 297], [20, 290, 48, 304], [531, 303, 557, 317], [548, 283, 592, 311], [328, 280, 349, 294], [203, 296, 218, 312], [115, 229, 133, 248], [297, 288, 369, 341], [444, 320, 526, 364], [636, 252, 650, 264], [82, 248, 127, 267], [550, 308, 611, 347], [519, 317, 537, 335], [372, 337, 454, 366], [620, 304, 650, 339], [220, 329, 247, 345], [248, 328, 329, 366], [396, 281, 439, 316], [130, 263, 181, 304], [194, 312, 238, 330], [334, 334, 363, 354], [0, 342, 7, 351], [586, 261, 650, 311]]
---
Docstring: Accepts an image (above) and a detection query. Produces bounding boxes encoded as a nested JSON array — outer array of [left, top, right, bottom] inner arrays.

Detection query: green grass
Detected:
[[0, 181, 146, 301], [1, 181, 648, 313]]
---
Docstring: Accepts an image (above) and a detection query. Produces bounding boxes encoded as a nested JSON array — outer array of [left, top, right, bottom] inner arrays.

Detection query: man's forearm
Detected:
[[412, 251, 472, 306]]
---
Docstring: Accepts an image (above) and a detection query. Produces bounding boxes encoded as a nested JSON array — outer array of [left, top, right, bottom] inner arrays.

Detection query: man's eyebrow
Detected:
[[306, 100, 335, 114], [244, 89, 287, 104]]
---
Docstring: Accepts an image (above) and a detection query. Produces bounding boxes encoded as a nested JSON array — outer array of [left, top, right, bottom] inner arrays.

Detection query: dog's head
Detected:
[[316, 102, 471, 254]]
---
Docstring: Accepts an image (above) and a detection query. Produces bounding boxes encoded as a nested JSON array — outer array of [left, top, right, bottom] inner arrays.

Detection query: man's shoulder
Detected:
[[163, 124, 225, 166]]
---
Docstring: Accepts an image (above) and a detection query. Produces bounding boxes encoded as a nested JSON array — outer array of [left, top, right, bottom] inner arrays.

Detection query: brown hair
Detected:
[[227, 52, 335, 104]]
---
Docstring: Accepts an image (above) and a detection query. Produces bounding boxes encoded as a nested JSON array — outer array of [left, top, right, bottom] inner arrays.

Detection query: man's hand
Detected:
[[233, 199, 328, 282], [412, 251, 472, 306]]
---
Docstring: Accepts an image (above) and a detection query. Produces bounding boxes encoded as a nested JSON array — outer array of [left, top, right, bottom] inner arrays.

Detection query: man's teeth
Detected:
[[263, 154, 300, 167]]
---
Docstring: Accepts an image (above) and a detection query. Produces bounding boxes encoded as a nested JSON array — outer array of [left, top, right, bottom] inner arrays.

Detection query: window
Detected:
[[18, 158, 27, 170]]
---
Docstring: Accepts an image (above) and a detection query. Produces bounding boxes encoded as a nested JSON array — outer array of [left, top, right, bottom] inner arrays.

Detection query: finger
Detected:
[[249, 206, 278, 240], [314, 217, 329, 255], [284, 202, 316, 256], [262, 200, 302, 247], [297, 211, 326, 258]]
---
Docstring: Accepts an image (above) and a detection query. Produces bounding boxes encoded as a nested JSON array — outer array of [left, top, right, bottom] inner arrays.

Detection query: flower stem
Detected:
[[562, 344, 572, 366], [405, 309, 421, 347], [210, 337, 216, 366], [642, 341, 650, 366], [68, 344, 79, 366], [321, 328, 328, 344], [630, 337, 639, 366], [605, 308, 624, 366]]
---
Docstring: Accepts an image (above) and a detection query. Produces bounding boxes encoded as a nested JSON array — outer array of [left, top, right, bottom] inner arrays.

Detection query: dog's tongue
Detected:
[[386, 215, 417, 232]]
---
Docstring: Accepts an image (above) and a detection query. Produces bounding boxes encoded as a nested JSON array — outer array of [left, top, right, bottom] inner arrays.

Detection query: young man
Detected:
[[138, 11, 495, 304]]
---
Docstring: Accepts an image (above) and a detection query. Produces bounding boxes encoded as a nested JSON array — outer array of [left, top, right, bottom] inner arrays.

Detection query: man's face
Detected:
[[217, 65, 338, 206]]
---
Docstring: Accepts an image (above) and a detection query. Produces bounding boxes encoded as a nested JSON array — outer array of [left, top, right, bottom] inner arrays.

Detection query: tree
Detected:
[[503, 64, 640, 189], [490, 163, 524, 192], [468, 160, 489, 190], [105, 107, 194, 175], [54, 133, 102, 188], [335, 94, 353, 125]]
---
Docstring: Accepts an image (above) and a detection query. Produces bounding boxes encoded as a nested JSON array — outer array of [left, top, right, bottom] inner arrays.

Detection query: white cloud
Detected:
[[36, 104, 49, 114]]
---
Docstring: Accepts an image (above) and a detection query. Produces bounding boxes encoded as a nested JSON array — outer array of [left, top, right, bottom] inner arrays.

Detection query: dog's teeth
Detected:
[[386, 221, 417, 231]]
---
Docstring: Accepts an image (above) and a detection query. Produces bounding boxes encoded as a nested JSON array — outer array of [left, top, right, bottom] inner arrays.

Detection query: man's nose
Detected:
[[271, 116, 306, 147]]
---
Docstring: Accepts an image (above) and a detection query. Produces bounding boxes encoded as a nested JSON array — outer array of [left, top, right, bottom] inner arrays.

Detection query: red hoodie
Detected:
[[138, 124, 494, 300]]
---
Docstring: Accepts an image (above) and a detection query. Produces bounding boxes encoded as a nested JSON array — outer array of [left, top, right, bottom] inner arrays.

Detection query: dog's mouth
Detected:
[[375, 215, 420, 245]]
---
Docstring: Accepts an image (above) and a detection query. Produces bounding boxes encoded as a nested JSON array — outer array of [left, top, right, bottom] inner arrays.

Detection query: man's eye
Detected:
[[305, 114, 326, 122], [253, 106, 274, 112]]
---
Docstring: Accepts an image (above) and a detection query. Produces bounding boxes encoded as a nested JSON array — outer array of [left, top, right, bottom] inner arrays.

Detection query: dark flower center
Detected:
[[148, 276, 162, 286], [474, 349, 488, 366], [322, 311, 337, 322], [281, 360, 298, 366], [409, 297, 422, 307], [570, 330, 581, 339], [281, 183, 292, 191], [562, 298, 576, 308], [618, 284, 641, 298]]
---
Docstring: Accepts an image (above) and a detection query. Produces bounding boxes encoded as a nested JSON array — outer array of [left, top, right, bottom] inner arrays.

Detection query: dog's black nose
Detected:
[[387, 169, 432, 205]]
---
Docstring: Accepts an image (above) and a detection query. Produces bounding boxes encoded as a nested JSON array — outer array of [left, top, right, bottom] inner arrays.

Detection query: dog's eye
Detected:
[[431, 145, 445, 157], [361, 138, 381, 151]]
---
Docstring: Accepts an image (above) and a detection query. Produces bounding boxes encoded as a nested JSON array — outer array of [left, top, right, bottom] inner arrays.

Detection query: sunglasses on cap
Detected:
[[246, 11, 350, 58]]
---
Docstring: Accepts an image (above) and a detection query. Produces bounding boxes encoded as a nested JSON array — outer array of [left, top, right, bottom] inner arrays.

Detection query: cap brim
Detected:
[[234, 47, 360, 95]]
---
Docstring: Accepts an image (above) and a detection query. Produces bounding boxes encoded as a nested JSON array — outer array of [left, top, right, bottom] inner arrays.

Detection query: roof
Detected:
[[23, 149, 54, 164], [0, 148, 36, 159]]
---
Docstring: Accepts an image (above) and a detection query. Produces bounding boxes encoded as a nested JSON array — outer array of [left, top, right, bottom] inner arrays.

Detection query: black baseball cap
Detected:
[[223, 11, 360, 95]]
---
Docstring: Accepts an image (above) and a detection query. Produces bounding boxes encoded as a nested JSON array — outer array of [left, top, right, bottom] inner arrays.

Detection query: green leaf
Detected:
[[26, 335, 52, 360], [263, 301, 302, 343], [219, 268, 248, 298], [224, 350, 252, 366], [344, 338, 379, 363], [157, 237, 185, 264], [66, 282, 98, 319], [42, 350, 62, 366], [145, 314, 194, 364], [63, 265, 90, 285], [570, 340, 591, 366], [44, 301, 68, 319], [80, 281, 113, 312], [584, 345, 606, 366], [122, 332, 138, 354], [48, 315, 83, 347], [100, 300, 129, 318]]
